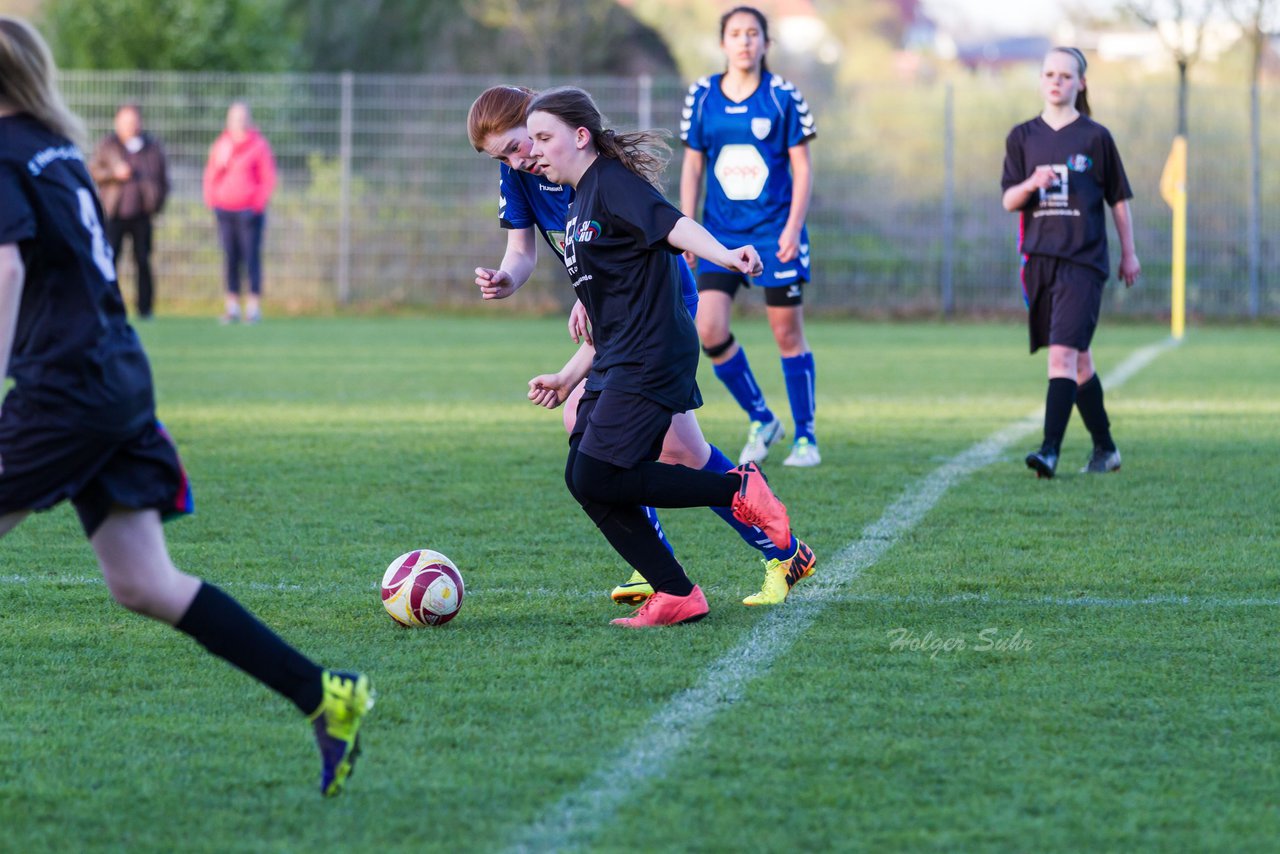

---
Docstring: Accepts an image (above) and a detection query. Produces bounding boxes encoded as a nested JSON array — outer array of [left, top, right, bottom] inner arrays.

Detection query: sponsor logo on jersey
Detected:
[[713, 144, 769, 201], [773, 269, 799, 280], [751, 117, 772, 140], [576, 220, 602, 242], [1066, 154, 1093, 173], [724, 105, 749, 114], [538, 183, 564, 192]]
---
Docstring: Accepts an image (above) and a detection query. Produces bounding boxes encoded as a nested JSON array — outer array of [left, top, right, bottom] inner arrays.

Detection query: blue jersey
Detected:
[[497, 164, 698, 315], [680, 71, 816, 242]]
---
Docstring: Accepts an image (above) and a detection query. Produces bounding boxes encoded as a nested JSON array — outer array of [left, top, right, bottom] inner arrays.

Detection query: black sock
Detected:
[[1075, 374, 1115, 451], [1042, 377, 1078, 454], [175, 583, 324, 715], [591, 505, 695, 596]]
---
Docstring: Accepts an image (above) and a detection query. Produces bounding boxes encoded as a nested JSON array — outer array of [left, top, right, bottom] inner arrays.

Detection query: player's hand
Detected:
[[528, 373, 571, 409], [568, 300, 592, 345], [474, 267, 518, 300], [776, 226, 800, 263], [682, 249, 697, 269], [1118, 253, 1141, 288], [730, 245, 763, 277], [1026, 165, 1057, 191]]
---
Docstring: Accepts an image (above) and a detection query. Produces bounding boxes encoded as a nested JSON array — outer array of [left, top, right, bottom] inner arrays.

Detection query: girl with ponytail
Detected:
[[1001, 47, 1141, 479]]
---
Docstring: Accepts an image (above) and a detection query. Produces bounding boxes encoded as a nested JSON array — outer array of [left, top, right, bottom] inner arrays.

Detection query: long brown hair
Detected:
[[0, 17, 87, 148], [467, 85, 535, 151], [1050, 46, 1091, 117], [525, 86, 670, 189]]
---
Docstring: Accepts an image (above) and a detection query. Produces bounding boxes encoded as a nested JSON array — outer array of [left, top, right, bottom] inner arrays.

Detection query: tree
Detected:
[[45, 0, 297, 71], [1122, 0, 1221, 135]]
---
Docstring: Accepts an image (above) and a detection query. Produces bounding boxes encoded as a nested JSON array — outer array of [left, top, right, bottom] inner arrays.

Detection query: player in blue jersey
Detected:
[[0, 17, 371, 796], [1001, 47, 1140, 478], [467, 85, 815, 608], [680, 5, 820, 468]]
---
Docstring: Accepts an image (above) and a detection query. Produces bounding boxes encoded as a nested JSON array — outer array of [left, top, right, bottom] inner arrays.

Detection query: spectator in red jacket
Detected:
[[203, 101, 276, 324]]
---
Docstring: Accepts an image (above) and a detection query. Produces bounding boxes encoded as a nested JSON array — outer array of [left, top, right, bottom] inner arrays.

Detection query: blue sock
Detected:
[[642, 505, 675, 557], [781, 351, 816, 444], [713, 347, 773, 423], [703, 445, 794, 561]]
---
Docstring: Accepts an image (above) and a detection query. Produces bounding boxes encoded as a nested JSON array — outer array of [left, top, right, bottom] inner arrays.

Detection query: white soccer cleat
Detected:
[[782, 438, 821, 467], [738, 417, 784, 465]]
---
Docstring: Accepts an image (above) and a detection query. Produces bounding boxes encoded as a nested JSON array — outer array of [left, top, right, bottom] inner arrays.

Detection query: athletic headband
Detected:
[[1055, 46, 1087, 74]]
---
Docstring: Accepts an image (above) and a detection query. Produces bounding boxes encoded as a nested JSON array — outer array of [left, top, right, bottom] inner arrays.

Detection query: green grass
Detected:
[[1, 317, 1277, 852]]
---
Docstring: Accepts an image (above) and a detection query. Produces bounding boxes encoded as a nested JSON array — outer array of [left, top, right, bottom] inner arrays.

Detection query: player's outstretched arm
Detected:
[[528, 342, 594, 410], [0, 244, 25, 383], [666, 217, 762, 277], [475, 226, 538, 300]]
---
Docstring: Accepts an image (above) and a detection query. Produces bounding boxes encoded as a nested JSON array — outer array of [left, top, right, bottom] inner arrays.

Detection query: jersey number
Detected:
[[77, 188, 117, 282]]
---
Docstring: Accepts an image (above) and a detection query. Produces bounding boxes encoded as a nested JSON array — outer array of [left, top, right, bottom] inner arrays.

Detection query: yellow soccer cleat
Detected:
[[743, 539, 816, 606], [310, 670, 374, 797], [611, 569, 655, 605]]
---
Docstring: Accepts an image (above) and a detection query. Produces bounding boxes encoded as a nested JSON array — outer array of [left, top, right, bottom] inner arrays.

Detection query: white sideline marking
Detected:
[[504, 337, 1181, 853]]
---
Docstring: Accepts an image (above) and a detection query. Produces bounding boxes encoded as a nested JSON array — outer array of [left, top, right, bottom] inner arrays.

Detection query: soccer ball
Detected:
[[380, 549, 464, 627]]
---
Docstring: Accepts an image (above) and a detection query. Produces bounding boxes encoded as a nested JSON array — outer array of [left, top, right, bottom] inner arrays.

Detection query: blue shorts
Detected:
[[0, 395, 194, 537], [695, 228, 811, 288]]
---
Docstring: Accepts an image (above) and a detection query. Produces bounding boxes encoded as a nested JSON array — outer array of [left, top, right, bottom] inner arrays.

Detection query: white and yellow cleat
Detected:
[[743, 540, 816, 606]]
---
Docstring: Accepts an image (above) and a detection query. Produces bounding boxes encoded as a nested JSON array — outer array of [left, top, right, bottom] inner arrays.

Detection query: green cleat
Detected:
[[310, 670, 374, 797]]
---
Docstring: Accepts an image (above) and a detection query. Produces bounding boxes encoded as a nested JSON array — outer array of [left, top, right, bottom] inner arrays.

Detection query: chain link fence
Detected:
[[62, 70, 1278, 318]]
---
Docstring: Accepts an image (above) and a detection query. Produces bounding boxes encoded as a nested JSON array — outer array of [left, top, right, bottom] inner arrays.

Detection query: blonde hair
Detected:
[[0, 17, 87, 149]]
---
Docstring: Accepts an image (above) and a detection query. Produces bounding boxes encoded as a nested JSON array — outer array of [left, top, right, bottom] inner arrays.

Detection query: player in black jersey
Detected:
[[522, 86, 801, 627], [1001, 47, 1140, 478], [0, 17, 371, 796]]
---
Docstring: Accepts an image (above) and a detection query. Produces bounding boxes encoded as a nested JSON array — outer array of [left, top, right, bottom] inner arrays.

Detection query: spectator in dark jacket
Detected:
[[90, 103, 169, 319]]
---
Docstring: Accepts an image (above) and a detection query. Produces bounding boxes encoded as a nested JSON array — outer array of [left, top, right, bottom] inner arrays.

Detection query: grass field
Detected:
[[1, 316, 1277, 852]]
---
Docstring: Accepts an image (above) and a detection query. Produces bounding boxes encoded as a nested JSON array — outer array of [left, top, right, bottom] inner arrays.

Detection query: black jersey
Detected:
[[563, 156, 701, 413], [1001, 115, 1132, 277], [0, 114, 154, 437]]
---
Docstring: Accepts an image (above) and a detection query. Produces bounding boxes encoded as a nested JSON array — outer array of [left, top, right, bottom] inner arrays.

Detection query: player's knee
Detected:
[[702, 333, 735, 360], [104, 574, 162, 617]]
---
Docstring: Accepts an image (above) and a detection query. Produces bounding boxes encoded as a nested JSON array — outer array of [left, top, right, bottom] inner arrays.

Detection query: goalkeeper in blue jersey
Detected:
[[680, 5, 820, 468], [466, 84, 815, 609]]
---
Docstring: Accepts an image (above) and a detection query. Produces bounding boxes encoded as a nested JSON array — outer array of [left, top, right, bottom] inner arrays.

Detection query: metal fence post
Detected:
[[942, 82, 955, 317], [638, 73, 652, 131], [337, 71, 354, 304], [1247, 81, 1260, 318]]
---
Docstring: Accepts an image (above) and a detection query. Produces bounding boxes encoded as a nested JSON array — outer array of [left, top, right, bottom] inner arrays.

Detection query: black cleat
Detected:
[[1081, 446, 1122, 473], [1025, 449, 1058, 479]]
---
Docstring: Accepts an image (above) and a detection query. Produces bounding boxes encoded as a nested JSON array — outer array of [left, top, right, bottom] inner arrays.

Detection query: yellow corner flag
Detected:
[[1160, 135, 1187, 339], [1160, 135, 1187, 208]]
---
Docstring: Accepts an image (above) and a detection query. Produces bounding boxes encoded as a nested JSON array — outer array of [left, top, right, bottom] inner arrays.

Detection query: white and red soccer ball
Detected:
[[380, 549, 464, 627]]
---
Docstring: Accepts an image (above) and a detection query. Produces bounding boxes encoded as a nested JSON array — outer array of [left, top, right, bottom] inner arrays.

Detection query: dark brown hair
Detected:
[[720, 5, 770, 73], [525, 86, 670, 189]]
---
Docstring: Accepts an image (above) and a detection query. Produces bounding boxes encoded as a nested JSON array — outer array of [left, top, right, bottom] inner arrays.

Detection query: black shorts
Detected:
[[570, 388, 674, 469], [697, 272, 805, 307], [0, 396, 194, 537], [1023, 255, 1105, 353]]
